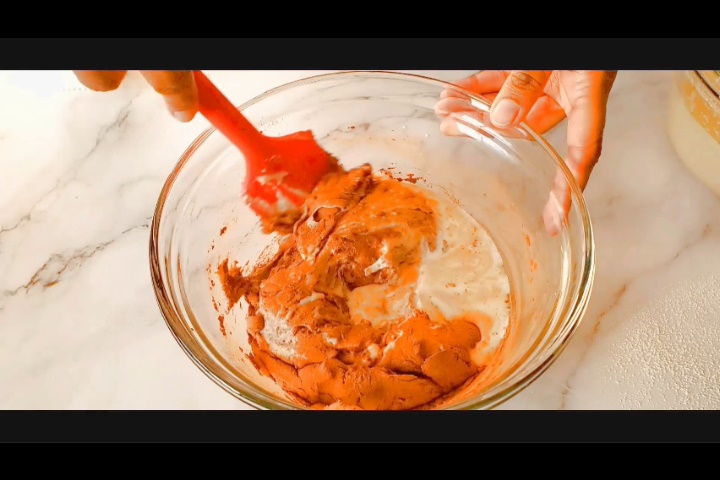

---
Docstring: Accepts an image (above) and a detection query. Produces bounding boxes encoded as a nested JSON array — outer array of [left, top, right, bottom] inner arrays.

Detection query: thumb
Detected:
[[490, 71, 551, 128]]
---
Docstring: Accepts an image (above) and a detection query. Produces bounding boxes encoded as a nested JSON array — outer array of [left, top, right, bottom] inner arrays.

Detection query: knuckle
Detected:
[[546, 73, 561, 94], [509, 71, 543, 92], [569, 139, 603, 167], [578, 71, 617, 99]]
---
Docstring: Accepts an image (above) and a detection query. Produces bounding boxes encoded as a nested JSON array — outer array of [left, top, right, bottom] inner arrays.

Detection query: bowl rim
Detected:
[[149, 70, 596, 410]]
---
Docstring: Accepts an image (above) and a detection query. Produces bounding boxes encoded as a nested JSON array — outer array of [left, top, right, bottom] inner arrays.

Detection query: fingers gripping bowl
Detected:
[[149, 71, 595, 410]]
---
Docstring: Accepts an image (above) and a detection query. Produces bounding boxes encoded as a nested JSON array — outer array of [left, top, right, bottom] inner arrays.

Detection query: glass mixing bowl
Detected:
[[149, 71, 595, 410]]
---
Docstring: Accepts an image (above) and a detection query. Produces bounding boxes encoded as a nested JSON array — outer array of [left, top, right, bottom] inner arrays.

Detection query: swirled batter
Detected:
[[218, 165, 511, 410]]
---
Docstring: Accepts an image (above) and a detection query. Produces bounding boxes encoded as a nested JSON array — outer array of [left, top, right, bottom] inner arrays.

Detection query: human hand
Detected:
[[436, 70, 617, 233], [73, 70, 199, 122]]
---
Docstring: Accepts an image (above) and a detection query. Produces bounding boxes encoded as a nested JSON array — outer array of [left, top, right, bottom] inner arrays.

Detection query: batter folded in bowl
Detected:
[[218, 165, 511, 410]]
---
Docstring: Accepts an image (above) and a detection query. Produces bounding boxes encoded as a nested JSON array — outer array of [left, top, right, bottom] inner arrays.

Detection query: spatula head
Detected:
[[244, 130, 339, 232]]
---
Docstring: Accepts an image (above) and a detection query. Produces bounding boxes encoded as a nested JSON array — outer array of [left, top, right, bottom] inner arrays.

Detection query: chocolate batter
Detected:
[[218, 165, 493, 410]]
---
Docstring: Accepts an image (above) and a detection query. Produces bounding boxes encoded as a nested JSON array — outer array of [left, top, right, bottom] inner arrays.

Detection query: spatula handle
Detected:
[[193, 71, 266, 154]]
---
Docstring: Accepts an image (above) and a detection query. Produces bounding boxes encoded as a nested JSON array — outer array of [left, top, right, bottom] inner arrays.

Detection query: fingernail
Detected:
[[490, 99, 520, 127], [173, 110, 195, 122]]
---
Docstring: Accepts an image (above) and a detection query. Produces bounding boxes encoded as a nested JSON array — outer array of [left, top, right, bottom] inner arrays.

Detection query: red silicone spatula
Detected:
[[193, 71, 337, 228]]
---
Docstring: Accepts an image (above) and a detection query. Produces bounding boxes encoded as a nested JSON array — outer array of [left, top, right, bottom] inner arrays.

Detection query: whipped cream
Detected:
[[413, 187, 511, 354], [258, 298, 301, 361], [258, 178, 511, 362], [344, 182, 510, 357]]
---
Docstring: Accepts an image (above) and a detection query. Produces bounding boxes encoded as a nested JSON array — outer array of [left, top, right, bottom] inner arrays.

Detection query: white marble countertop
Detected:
[[1, 70, 718, 410]]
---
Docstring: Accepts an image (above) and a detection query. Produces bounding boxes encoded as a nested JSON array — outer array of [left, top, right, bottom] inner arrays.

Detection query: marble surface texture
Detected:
[[1, 70, 718, 410]]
